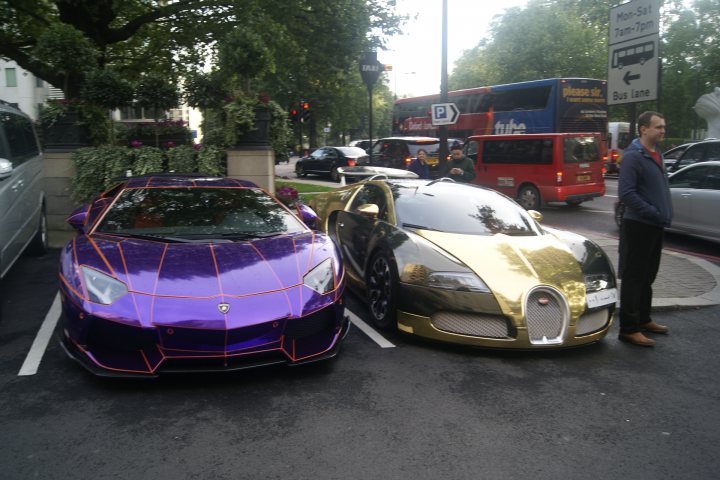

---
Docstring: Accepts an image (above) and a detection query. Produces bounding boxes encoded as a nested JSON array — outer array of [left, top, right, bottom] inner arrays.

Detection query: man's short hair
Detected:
[[637, 111, 664, 129], [450, 142, 462, 151]]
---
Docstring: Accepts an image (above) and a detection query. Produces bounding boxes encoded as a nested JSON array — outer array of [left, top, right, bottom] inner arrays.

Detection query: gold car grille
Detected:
[[575, 308, 610, 336], [525, 287, 568, 345], [431, 311, 510, 338]]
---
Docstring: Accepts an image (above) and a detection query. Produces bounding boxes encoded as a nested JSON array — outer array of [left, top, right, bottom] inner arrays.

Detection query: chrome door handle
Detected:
[[338, 222, 345, 228]]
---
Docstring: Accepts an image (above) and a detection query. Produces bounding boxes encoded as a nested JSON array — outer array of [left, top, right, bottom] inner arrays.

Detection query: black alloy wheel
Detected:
[[366, 252, 398, 330], [296, 163, 306, 177]]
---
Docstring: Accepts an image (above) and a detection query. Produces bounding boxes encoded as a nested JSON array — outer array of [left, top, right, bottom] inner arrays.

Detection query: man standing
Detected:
[[442, 143, 476, 182], [617, 111, 673, 347]]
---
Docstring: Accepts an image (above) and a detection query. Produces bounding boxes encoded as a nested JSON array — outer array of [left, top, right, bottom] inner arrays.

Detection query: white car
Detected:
[[0, 101, 47, 286], [666, 161, 720, 243]]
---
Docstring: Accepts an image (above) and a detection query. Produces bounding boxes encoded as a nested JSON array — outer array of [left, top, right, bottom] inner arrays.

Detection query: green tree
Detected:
[[450, 0, 606, 89]]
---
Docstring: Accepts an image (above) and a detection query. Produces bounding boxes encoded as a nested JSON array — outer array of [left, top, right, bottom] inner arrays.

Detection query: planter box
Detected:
[[234, 107, 271, 147]]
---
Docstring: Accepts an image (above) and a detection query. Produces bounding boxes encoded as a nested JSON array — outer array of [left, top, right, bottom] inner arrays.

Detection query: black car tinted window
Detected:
[[393, 183, 539, 236], [350, 184, 389, 221]]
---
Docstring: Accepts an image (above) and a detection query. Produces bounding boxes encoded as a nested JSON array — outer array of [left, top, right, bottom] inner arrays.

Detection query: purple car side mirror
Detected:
[[296, 203, 319, 229], [66, 205, 89, 232]]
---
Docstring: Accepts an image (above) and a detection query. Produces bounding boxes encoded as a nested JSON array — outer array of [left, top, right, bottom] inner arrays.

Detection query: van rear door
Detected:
[[561, 135, 604, 193]]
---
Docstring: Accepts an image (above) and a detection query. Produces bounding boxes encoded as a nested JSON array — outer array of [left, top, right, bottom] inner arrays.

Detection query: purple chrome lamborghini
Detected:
[[58, 174, 347, 377]]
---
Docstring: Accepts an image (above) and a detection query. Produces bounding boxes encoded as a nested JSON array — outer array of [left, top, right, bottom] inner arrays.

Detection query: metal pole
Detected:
[[438, 0, 449, 162], [368, 85, 374, 163]]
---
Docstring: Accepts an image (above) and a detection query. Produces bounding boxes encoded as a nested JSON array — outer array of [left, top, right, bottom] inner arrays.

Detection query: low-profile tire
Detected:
[[366, 251, 399, 331], [26, 208, 48, 256], [296, 163, 306, 178], [517, 185, 541, 210]]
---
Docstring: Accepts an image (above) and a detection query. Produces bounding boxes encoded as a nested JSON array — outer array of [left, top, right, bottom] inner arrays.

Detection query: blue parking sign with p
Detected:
[[433, 105, 447, 119]]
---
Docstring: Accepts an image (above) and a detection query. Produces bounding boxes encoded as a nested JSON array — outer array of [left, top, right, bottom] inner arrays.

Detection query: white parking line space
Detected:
[[346, 309, 395, 348], [17, 296, 393, 376], [18, 293, 61, 376]]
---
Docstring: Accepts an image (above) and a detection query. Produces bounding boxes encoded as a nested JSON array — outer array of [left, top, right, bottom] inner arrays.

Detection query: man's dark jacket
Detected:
[[618, 138, 672, 227], [441, 154, 476, 182]]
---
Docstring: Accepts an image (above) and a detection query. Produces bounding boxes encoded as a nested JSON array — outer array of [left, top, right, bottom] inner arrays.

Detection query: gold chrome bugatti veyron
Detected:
[[308, 176, 617, 349]]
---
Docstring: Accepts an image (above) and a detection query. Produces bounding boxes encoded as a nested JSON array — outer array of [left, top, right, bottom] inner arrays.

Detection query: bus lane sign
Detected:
[[607, 0, 660, 106]]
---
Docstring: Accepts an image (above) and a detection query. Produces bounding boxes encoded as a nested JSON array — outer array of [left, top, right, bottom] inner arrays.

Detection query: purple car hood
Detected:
[[73, 232, 330, 298]]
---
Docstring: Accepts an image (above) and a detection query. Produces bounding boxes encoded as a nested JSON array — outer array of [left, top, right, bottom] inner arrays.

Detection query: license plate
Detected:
[[577, 174, 591, 182], [586, 288, 617, 308]]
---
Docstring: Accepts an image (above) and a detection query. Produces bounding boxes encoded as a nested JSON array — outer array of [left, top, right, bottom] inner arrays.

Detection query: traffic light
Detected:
[[289, 108, 298, 123], [301, 102, 311, 122]]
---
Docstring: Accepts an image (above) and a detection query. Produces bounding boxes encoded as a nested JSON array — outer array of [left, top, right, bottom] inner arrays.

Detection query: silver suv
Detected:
[[0, 101, 47, 283]]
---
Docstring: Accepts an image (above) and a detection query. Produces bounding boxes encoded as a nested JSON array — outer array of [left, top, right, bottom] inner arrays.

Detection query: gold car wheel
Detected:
[[367, 253, 398, 330]]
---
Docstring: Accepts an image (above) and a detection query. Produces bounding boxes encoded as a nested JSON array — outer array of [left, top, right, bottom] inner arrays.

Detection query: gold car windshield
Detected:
[[393, 182, 541, 236]]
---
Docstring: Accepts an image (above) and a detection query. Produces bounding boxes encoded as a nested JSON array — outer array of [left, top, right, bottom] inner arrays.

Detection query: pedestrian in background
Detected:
[[407, 148, 431, 179], [442, 143, 476, 182], [617, 111, 673, 347]]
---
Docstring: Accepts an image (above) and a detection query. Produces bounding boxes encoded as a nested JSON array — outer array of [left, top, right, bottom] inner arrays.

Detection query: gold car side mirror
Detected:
[[356, 203, 380, 219], [528, 210, 543, 222]]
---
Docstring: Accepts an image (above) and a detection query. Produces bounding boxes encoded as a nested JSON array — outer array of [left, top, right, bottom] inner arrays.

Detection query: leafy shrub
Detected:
[[166, 145, 197, 172], [197, 145, 225, 176], [133, 146, 165, 175], [72, 145, 132, 202]]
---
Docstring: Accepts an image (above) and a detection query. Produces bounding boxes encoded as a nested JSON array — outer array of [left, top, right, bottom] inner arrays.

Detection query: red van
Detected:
[[463, 133, 606, 209]]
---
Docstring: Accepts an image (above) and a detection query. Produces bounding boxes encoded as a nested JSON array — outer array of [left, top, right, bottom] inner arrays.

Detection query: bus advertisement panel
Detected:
[[393, 78, 608, 141]]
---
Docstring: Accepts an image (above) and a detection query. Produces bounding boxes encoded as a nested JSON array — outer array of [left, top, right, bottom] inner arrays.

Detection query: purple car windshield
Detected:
[[94, 187, 306, 240]]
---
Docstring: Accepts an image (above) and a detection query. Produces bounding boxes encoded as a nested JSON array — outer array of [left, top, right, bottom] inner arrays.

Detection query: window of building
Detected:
[[5, 68, 17, 87]]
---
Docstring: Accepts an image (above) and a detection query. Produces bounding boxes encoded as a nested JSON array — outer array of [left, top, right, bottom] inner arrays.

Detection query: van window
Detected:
[[482, 139, 553, 165], [1, 111, 39, 162], [563, 136, 599, 163]]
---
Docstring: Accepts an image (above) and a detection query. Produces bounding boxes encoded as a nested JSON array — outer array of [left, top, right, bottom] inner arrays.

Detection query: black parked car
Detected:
[[295, 146, 369, 182], [666, 139, 720, 173]]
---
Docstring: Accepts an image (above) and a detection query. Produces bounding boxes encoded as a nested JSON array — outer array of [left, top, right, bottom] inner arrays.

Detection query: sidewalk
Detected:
[[586, 234, 720, 309]]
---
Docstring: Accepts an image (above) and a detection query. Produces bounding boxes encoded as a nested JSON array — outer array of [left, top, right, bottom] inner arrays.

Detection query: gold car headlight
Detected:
[[81, 266, 128, 305], [303, 258, 335, 294], [404, 264, 490, 293], [427, 271, 491, 293]]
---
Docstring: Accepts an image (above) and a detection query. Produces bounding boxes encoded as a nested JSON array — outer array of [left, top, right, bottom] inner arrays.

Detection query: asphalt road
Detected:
[[1, 246, 720, 479]]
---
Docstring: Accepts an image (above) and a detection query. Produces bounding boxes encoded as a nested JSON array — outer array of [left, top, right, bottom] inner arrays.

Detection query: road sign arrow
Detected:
[[448, 103, 459, 123], [623, 71, 640, 85]]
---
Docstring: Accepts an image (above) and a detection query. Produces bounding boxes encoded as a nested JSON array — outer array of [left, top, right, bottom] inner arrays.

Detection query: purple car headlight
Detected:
[[81, 266, 128, 305], [303, 258, 335, 294]]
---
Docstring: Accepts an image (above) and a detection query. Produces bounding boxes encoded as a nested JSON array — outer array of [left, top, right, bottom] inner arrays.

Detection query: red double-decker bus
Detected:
[[393, 78, 608, 141]]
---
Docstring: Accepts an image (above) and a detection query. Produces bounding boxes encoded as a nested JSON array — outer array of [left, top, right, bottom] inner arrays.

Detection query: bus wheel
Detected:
[[517, 185, 540, 210]]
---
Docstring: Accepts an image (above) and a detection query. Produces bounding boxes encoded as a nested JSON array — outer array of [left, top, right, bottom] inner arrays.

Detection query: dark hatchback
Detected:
[[295, 146, 369, 182]]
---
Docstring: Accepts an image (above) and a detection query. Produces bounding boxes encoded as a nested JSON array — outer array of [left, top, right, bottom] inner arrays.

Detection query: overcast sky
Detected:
[[377, 0, 529, 97]]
